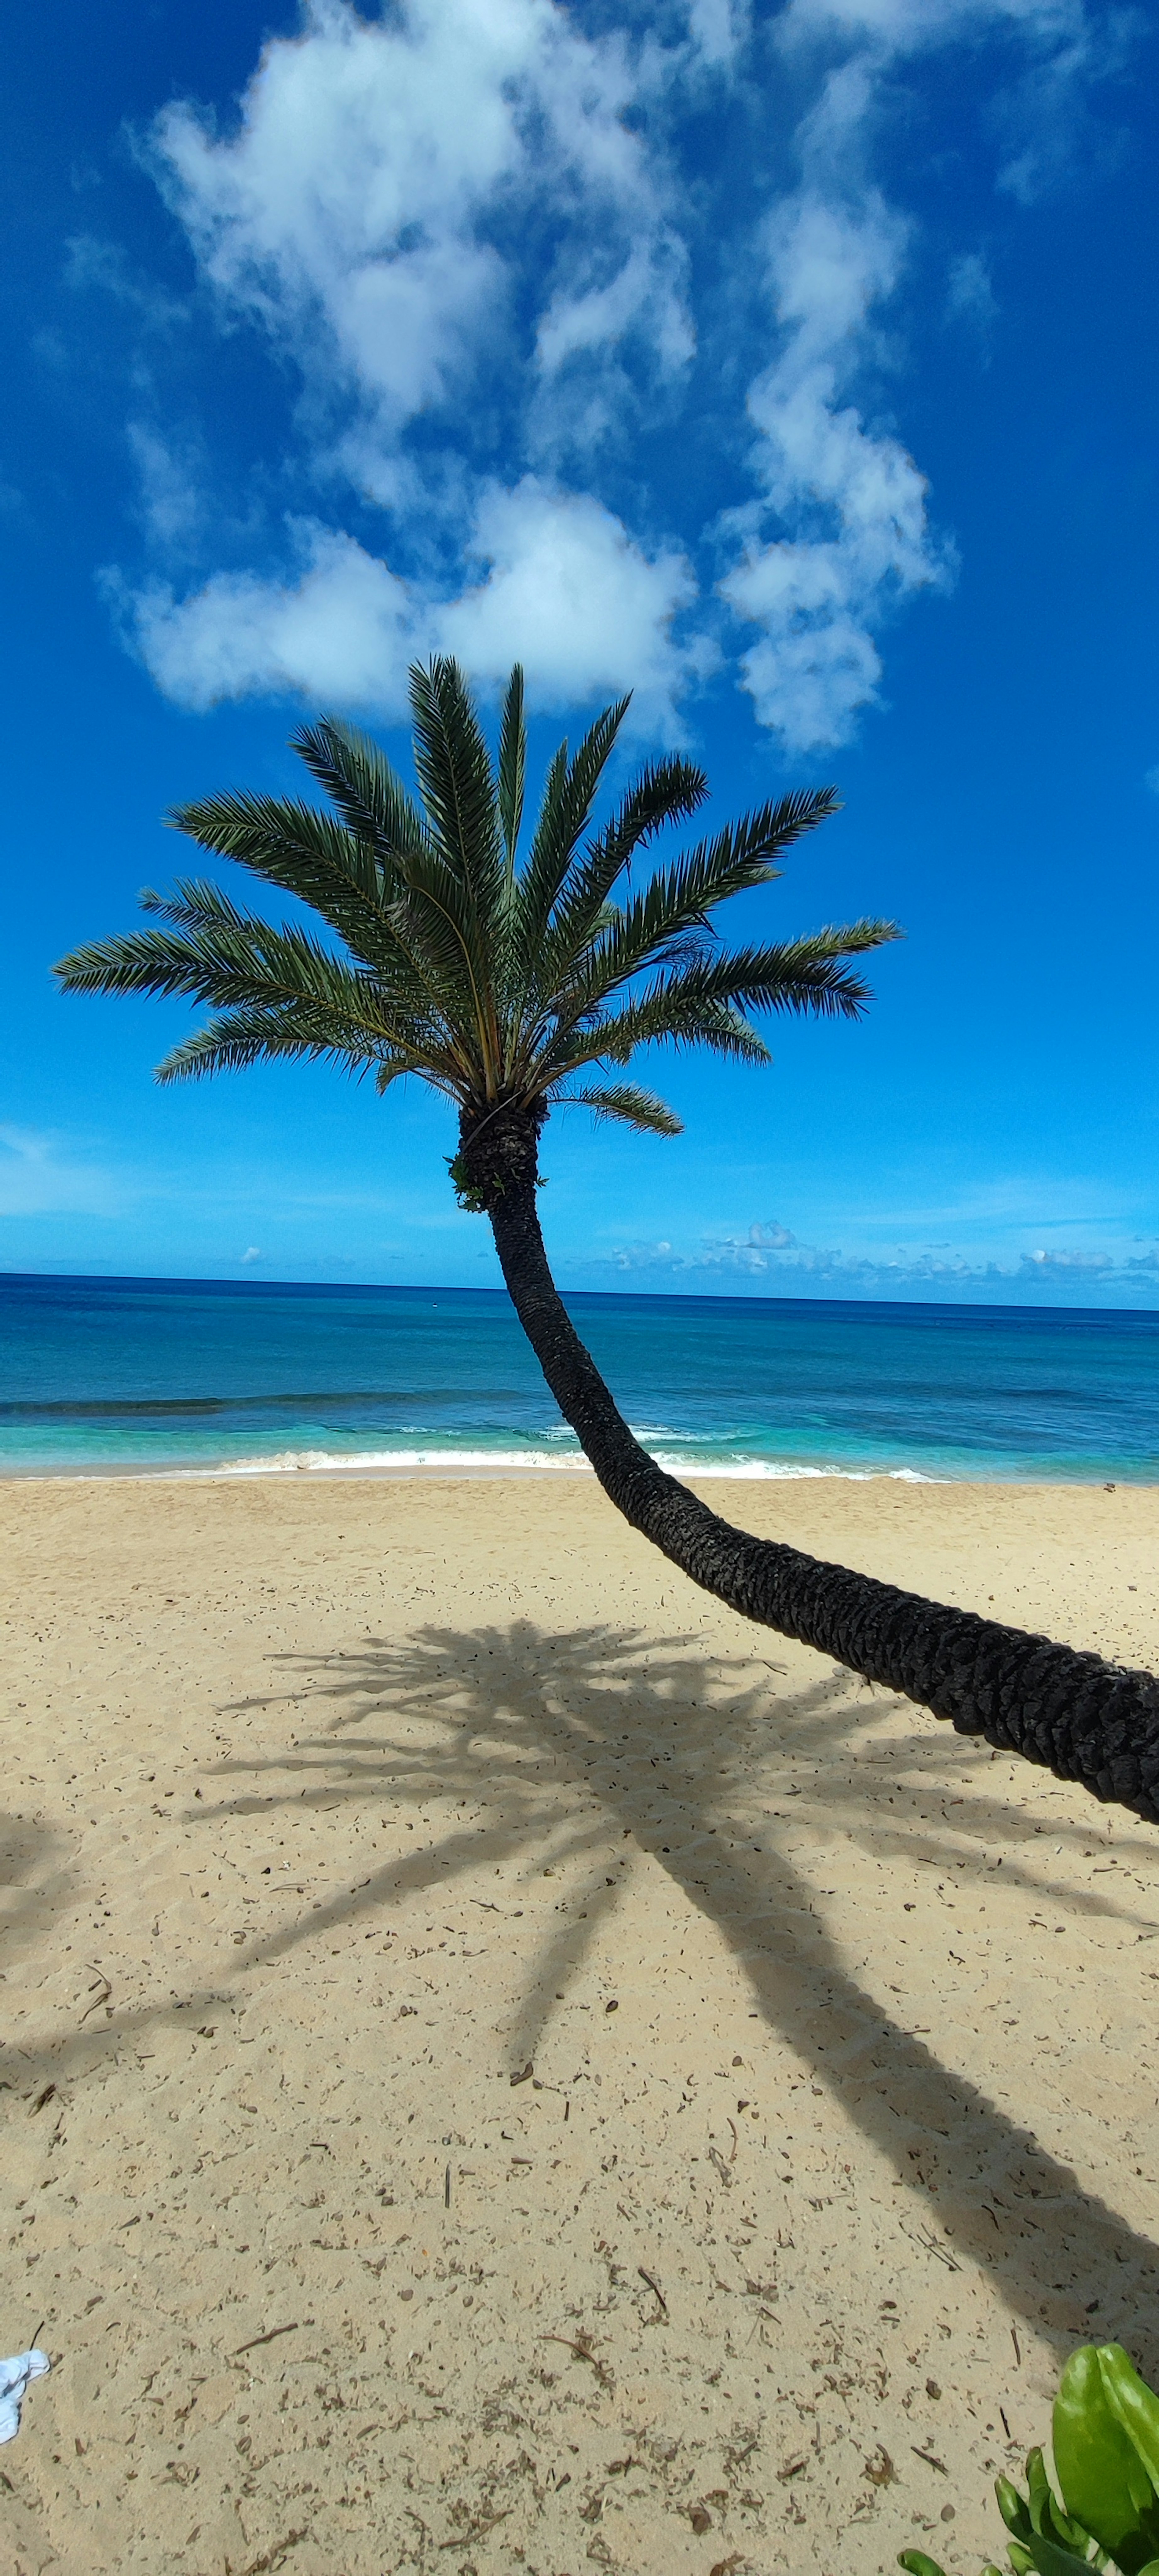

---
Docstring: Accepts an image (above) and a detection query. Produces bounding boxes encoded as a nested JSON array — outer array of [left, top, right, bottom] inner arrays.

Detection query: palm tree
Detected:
[[55, 658, 1159, 1822]]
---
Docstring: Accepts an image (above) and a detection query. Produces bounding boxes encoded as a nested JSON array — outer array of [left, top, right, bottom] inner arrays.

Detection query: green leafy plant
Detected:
[[899, 2347, 1159, 2576]]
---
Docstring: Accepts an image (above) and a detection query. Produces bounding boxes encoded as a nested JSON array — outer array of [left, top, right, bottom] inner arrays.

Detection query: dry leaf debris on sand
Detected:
[[2, 1472, 1158, 2573]]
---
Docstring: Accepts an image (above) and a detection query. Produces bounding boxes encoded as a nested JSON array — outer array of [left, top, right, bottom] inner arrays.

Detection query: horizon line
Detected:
[[3, 1266, 1157, 1325]]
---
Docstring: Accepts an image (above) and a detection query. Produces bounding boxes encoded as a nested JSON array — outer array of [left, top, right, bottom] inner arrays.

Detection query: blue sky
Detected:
[[3, 0, 1157, 1302]]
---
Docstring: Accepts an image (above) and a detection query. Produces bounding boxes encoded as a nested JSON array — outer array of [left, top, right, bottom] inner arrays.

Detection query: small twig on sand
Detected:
[[541, 2332, 614, 2390], [637, 2267, 667, 2313], [233, 2323, 301, 2357], [902, 2223, 960, 2273], [437, 2510, 511, 2549], [237, 2530, 309, 2576]]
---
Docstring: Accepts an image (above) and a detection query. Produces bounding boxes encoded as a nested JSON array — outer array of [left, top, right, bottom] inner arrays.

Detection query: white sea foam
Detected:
[[61, 1445, 940, 1485]]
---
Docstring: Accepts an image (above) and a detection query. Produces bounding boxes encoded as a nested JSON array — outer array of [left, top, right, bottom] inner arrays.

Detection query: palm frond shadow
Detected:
[[208, 1614, 1159, 2362]]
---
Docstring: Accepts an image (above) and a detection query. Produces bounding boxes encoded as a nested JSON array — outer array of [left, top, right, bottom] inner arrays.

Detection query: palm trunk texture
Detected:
[[461, 1107, 1159, 1827]]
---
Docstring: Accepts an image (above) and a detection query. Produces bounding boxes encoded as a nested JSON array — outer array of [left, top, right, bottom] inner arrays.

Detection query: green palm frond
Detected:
[[290, 716, 429, 865], [543, 790, 845, 1023], [497, 664, 527, 877], [165, 790, 430, 988], [408, 658, 504, 918], [154, 1004, 408, 1087], [514, 697, 631, 962], [536, 755, 710, 989], [55, 656, 897, 1142], [562, 1082, 684, 1136], [545, 995, 774, 1083]]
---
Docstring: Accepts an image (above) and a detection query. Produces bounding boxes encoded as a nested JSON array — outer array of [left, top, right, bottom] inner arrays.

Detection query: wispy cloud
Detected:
[[720, 191, 950, 746], [0, 1126, 128, 1219], [945, 250, 999, 344]]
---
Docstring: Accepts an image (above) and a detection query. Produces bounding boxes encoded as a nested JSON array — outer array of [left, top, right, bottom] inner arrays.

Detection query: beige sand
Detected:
[[2, 1472, 1159, 2576]]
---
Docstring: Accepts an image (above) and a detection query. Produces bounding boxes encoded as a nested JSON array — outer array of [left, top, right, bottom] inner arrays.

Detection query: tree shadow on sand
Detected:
[[5, 1614, 1157, 2371], [202, 1613, 1159, 2367]]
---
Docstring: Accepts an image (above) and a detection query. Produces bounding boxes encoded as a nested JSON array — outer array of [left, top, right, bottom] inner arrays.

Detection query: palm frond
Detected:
[[290, 717, 429, 865], [498, 664, 526, 877], [166, 790, 425, 986], [153, 1004, 390, 1086], [543, 996, 774, 1085], [541, 787, 842, 1021], [643, 923, 901, 1019], [562, 1081, 684, 1136], [382, 849, 504, 1086], [514, 697, 631, 960], [408, 658, 504, 920], [57, 655, 891, 1170], [54, 905, 415, 1041], [537, 756, 710, 988]]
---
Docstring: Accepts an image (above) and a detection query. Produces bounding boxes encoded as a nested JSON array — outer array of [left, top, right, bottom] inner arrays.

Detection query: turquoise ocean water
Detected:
[[1, 1272, 1156, 1481]]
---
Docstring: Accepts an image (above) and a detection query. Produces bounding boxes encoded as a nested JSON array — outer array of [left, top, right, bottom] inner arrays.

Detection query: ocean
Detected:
[[0, 1270, 1156, 1482]]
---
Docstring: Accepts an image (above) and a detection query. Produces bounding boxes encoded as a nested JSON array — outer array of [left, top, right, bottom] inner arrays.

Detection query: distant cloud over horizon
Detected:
[[604, 1216, 1159, 1303]]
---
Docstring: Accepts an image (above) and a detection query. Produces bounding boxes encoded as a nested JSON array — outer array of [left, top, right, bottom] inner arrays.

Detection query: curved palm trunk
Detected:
[[462, 1105, 1159, 1826]]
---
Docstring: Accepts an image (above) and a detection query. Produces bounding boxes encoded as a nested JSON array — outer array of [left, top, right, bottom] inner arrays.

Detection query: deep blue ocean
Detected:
[[1, 1271, 1156, 1482]]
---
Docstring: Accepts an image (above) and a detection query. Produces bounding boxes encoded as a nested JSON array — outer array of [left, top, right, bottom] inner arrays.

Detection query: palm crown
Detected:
[[55, 658, 898, 1158]]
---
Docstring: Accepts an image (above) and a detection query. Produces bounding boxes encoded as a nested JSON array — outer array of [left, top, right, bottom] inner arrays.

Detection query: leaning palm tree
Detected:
[[56, 658, 1159, 1821]]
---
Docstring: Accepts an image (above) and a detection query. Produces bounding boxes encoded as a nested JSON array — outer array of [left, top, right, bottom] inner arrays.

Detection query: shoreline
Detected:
[[1, 1455, 1154, 1486], [0, 1454, 937, 1484]]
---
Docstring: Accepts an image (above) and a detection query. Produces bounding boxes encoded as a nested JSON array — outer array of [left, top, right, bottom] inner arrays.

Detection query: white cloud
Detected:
[[777, 0, 1082, 57], [127, 425, 204, 551], [686, 0, 752, 64], [436, 480, 696, 718], [126, 522, 417, 715], [126, 485, 697, 728], [151, 0, 687, 448], [109, 0, 1112, 749], [721, 193, 949, 748], [65, 232, 186, 329]]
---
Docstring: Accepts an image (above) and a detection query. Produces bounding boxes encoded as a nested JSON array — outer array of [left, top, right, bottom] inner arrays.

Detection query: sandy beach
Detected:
[[3, 1471, 1159, 2576]]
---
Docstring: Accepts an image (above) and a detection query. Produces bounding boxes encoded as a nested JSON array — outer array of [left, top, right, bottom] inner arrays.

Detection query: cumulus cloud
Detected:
[[150, 0, 687, 445], [125, 484, 697, 725], [106, 0, 1112, 748], [437, 480, 697, 717], [125, 523, 417, 716]]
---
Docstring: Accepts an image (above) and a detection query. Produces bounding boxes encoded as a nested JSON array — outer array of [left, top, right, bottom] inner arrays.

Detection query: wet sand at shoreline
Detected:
[[3, 1471, 1158, 2575]]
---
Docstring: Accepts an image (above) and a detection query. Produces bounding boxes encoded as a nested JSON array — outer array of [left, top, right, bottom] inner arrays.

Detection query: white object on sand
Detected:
[[0, 2349, 51, 2444]]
